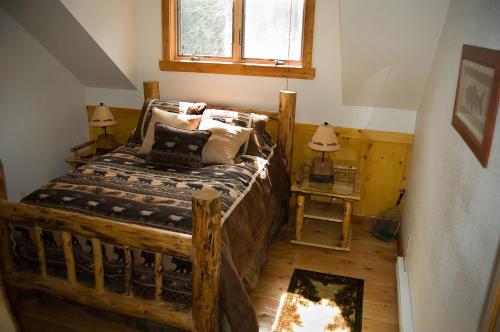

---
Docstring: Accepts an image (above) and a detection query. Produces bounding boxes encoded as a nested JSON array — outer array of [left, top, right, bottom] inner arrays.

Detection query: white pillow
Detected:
[[198, 118, 252, 165], [139, 107, 201, 154]]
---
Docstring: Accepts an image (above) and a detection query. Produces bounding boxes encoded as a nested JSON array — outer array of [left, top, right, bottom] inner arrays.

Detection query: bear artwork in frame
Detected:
[[452, 44, 500, 168]]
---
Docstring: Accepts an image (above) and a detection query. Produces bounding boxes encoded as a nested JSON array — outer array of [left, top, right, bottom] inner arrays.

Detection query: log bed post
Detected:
[[0, 160, 21, 332], [0, 160, 13, 272], [144, 81, 160, 100], [278, 90, 297, 179], [0, 159, 6, 201], [191, 189, 222, 332]]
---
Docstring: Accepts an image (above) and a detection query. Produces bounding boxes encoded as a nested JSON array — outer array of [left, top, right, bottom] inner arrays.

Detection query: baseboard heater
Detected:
[[396, 256, 414, 332]]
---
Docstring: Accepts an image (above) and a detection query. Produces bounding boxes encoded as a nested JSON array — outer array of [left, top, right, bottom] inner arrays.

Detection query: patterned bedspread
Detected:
[[13, 143, 281, 312]]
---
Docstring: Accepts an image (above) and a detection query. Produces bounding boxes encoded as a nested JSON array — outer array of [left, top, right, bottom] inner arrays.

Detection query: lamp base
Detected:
[[309, 157, 334, 183], [96, 134, 118, 154]]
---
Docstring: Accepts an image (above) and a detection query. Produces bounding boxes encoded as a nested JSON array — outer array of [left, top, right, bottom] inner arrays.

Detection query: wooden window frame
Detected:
[[159, 0, 316, 79]]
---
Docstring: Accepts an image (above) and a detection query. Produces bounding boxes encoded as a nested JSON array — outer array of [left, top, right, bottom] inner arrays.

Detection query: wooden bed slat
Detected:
[[33, 226, 47, 278], [155, 252, 163, 302], [91, 238, 104, 292], [0, 201, 191, 259], [3, 271, 192, 331], [62, 232, 77, 285], [124, 246, 132, 296]]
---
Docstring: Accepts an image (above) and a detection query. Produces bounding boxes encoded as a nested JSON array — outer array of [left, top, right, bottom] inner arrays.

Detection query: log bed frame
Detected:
[[0, 81, 296, 332]]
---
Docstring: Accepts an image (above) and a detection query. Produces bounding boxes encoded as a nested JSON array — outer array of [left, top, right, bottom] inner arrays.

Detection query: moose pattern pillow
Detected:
[[146, 123, 212, 168]]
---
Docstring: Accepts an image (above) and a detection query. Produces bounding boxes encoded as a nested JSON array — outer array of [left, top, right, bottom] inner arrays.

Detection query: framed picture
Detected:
[[452, 44, 500, 167]]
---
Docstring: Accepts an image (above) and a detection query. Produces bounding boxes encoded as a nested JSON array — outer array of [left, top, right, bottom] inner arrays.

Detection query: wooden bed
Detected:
[[0, 81, 296, 332]]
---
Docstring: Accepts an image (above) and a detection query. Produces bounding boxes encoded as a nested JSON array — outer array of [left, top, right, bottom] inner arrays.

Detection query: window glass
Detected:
[[178, 0, 233, 57], [243, 0, 305, 61]]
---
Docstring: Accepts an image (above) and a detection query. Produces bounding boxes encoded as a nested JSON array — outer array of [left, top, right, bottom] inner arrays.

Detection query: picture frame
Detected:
[[452, 44, 500, 167]]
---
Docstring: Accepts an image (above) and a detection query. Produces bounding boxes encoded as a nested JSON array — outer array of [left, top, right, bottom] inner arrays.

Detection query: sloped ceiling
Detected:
[[340, 0, 450, 110], [60, 0, 137, 85], [0, 0, 135, 89]]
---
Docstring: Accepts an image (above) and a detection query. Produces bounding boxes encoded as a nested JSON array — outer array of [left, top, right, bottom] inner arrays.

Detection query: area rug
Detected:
[[272, 269, 364, 332]]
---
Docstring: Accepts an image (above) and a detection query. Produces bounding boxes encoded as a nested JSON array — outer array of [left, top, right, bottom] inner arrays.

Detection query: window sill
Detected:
[[159, 59, 316, 80]]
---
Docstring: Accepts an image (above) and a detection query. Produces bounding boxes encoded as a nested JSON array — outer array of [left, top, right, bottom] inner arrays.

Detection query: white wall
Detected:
[[340, 0, 450, 110], [85, 0, 417, 134], [61, 0, 137, 85], [402, 0, 500, 331], [0, 7, 89, 202], [0, 0, 135, 90]]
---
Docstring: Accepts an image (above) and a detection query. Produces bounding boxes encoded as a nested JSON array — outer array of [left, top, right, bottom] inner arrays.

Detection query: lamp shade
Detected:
[[90, 103, 117, 128], [307, 122, 340, 152]]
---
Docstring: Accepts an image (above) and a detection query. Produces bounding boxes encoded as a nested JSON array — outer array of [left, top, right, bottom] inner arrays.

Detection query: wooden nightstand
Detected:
[[291, 163, 361, 251], [65, 140, 98, 169]]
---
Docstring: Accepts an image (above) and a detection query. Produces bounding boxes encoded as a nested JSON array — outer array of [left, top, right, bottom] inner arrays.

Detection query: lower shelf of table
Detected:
[[291, 218, 352, 251]]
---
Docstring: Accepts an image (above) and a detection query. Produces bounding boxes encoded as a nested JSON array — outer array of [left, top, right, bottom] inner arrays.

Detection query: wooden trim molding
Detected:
[[159, 60, 316, 79], [160, 0, 316, 79]]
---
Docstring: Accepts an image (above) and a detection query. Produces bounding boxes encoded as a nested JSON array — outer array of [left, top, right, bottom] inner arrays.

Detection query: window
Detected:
[[160, 0, 316, 79]]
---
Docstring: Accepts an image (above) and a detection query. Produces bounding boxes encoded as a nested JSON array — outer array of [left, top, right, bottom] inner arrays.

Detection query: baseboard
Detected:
[[396, 257, 414, 332]]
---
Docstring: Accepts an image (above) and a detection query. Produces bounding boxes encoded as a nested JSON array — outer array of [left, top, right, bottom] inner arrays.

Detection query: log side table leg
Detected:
[[341, 200, 353, 248], [295, 195, 305, 241]]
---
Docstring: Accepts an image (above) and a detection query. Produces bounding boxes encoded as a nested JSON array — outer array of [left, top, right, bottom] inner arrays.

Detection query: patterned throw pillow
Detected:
[[198, 118, 253, 165], [130, 99, 207, 144], [146, 123, 212, 168], [151, 100, 207, 115], [139, 108, 202, 155], [202, 109, 270, 156]]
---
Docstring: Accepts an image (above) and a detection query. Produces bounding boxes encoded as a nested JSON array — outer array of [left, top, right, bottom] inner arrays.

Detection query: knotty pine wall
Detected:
[[87, 106, 413, 217]]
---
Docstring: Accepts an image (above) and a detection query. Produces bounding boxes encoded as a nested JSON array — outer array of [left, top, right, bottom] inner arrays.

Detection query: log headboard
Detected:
[[142, 81, 297, 178]]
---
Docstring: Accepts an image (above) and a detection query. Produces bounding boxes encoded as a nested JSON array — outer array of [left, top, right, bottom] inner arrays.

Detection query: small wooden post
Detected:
[[143, 81, 160, 100], [341, 201, 353, 248], [124, 246, 132, 296], [191, 189, 222, 332], [295, 195, 305, 241], [62, 232, 77, 284], [91, 238, 104, 292], [154, 252, 163, 302], [33, 226, 47, 278], [278, 90, 297, 179]]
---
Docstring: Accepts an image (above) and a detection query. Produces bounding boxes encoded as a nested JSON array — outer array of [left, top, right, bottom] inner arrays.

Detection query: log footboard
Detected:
[[0, 163, 222, 331]]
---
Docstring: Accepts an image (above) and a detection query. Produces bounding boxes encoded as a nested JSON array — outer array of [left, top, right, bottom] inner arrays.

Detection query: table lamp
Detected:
[[90, 103, 118, 154], [307, 122, 340, 183]]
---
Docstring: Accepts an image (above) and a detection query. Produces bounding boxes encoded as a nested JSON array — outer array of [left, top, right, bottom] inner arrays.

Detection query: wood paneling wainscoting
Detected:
[[291, 124, 413, 216], [87, 106, 413, 217]]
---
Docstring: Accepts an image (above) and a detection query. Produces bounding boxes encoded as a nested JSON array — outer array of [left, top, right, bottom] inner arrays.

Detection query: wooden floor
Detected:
[[251, 215, 399, 331]]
